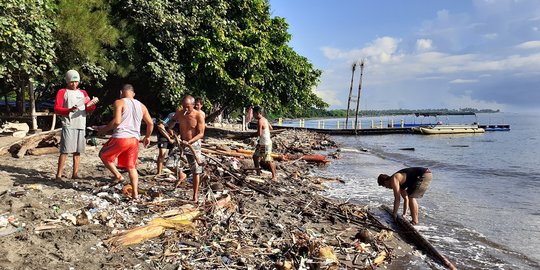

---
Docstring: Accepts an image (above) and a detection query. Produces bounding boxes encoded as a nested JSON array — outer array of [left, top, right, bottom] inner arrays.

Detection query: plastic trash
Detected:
[[0, 216, 8, 228], [24, 184, 43, 191], [0, 226, 20, 237]]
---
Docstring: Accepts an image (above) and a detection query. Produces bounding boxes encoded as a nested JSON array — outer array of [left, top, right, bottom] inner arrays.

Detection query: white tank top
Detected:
[[112, 98, 143, 138], [259, 125, 271, 145]]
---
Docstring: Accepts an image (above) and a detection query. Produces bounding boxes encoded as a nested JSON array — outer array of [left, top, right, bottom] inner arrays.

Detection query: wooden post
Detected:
[[391, 119, 394, 128], [371, 119, 374, 128], [379, 119, 383, 128], [50, 113, 57, 131], [345, 62, 357, 129], [322, 120, 325, 129], [354, 60, 365, 130], [317, 121, 320, 129], [401, 119, 404, 128], [242, 107, 246, 131], [28, 78, 39, 133], [337, 121, 340, 129]]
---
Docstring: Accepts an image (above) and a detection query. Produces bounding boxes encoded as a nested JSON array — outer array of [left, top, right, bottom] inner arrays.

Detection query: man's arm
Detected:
[[81, 90, 97, 113], [157, 123, 174, 144], [98, 99, 123, 134], [187, 112, 205, 144], [54, 89, 74, 116], [168, 108, 181, 129], [390, 174, 402, 219], [141, 104, 154, 147]]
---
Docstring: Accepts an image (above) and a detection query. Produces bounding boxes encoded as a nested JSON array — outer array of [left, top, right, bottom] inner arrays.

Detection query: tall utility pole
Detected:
[[354, 60, 365, 130], [345, 62, 356, 129]]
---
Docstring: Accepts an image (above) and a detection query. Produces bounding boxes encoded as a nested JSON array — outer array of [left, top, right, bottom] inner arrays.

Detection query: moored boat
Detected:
[[418, 124, 485, 135]]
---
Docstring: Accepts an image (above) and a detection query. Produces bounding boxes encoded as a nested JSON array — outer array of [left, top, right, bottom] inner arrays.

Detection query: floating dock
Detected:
[[478, 124, 510, 131]]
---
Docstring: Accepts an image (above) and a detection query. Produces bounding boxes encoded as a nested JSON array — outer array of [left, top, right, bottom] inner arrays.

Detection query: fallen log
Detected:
[[17, 133, 57, 158], [236, 148, 286, 161], [202, 148, 252, 159], [27, 146, 59, 156], [299, 154, 330, 164], [382, 205, 457, 270], [0, 128, 61, 157]]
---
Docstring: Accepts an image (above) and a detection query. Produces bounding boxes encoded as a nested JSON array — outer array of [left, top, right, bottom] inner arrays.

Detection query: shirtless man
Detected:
[[377, 167, 433, 225], [170, 95, 205, 202], [252, 106, 276, 180], [194, 97, 206, 119]]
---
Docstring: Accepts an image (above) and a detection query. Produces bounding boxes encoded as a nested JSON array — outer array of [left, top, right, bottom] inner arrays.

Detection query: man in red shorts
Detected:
[[97, 84, 153, 199]]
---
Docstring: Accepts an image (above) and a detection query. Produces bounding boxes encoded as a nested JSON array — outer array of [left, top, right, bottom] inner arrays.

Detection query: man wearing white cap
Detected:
[[54, 70, 98, 180]]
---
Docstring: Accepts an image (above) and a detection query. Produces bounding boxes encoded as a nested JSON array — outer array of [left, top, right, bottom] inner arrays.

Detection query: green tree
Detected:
[[115, 0, 326, 117], [0, 0, 56, 114], [53, 0, 121, 88]]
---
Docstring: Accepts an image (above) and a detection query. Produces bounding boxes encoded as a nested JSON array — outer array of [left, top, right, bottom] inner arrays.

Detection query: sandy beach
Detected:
[[0, 129, 430, 269]]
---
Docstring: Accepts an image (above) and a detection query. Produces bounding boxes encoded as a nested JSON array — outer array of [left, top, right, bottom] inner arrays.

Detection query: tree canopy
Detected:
[[0, 0, 56, 112], [0, 0, 326, 118], [113, 0, 325, 116]]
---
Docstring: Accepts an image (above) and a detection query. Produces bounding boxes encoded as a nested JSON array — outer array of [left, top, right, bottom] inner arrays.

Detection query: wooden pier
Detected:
[[271, 124, 414, 135]]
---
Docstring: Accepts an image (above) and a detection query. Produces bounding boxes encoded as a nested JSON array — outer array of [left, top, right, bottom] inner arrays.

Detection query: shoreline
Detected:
[[0, 129, 434, 269]]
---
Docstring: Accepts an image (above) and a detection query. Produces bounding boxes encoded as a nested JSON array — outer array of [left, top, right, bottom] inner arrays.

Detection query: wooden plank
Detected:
[[382, 205, 457, 270]]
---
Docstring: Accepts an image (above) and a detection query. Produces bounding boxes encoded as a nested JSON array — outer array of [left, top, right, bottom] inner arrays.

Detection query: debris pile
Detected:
[[0, 129, 399, 269]]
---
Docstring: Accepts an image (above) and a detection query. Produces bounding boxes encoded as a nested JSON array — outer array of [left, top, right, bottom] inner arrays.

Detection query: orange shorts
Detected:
[[99, 137, 140, 169]]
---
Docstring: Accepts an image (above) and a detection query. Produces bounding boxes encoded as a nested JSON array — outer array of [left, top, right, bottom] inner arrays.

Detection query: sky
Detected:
[[268, 0, 540, 112]]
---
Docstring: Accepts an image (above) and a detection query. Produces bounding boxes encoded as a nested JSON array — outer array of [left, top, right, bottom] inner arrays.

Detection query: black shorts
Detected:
[[157, 139, 174, 150]]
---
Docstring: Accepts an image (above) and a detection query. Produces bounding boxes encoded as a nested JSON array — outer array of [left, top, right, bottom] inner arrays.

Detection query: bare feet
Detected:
[[174, 172, 187, 188], [111, 176, 125, 185], [71, 174, 80, 179]]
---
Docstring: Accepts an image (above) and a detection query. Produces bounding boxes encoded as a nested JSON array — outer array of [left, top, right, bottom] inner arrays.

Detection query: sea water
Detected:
[[299, 113, 540, 269]]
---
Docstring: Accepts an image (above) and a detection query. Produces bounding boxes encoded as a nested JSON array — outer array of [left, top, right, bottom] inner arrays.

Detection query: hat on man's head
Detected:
[[65, 70, 80, 83]]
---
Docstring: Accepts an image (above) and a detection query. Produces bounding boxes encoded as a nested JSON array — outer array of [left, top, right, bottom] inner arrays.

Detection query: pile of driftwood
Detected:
[[0, 129, 60, 157], [92, 130, 397, 269], [0, 126, 399, 268]]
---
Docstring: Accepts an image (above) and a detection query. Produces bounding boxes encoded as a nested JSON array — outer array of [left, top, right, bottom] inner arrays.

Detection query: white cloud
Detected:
[[516, 40, 540, 49], [313, 1, 540, 110], [482, 33, 498, 39], [321, 36, 401, 63], [313, 88, 343, 107], [450, 79, 478, 84], [416, 39, 433, 51]]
